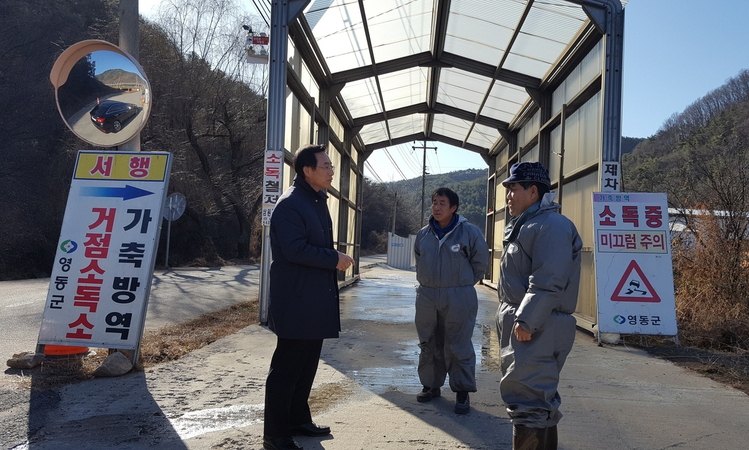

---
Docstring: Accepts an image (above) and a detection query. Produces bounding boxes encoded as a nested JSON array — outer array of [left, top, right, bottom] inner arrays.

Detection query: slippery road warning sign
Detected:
[[611, 260, 660, 302], [592, 192, 677, 335]]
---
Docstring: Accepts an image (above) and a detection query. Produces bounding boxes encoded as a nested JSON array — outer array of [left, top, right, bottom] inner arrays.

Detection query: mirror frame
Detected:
[[50, 40, 151, 148]]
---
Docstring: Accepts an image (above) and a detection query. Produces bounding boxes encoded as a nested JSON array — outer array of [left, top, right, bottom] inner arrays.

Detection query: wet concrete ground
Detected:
[[2, 263, 748, 449]]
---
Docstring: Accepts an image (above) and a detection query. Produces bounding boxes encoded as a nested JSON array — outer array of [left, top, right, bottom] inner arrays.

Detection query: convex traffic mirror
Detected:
[[50, 40, 151, 148]]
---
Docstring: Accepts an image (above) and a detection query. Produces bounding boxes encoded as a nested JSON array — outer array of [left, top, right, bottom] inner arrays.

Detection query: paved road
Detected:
[[1, 265, 259, 360]]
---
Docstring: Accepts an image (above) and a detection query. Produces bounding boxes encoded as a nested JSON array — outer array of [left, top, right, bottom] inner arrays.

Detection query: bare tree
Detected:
[[140, 0, 268, 261]]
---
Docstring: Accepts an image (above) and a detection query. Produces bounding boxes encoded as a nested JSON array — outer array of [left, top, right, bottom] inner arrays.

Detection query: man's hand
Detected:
[[336, 252, 354, 271], [513, 322, 533, 342]]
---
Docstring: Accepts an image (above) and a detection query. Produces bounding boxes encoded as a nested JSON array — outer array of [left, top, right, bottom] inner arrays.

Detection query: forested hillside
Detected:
[[0, 0, 267, 279], [622, 69, 749, 352], [360, 169, 488, 253]]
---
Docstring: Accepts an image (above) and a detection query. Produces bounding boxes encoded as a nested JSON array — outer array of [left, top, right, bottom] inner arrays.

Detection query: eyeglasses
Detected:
[[317, 164, 335, 171]]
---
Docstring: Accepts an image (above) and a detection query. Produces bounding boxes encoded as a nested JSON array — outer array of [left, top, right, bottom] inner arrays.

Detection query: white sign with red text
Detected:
[[38, 151, 171, 349], [261, 150, 284, 226], [592, 192, 677, 335]]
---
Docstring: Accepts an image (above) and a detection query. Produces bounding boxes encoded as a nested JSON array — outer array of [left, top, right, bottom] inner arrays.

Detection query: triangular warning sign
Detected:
[[611, 260, 661, 303]]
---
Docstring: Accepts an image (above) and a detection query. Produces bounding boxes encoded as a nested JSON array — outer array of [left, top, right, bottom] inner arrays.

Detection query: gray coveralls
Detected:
[[497, 195, 582, 428], [414, 216, 489, 393]]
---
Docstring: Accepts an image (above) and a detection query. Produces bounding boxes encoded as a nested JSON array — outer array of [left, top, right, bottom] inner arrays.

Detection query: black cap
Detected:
[[501, 162, 551, 187]]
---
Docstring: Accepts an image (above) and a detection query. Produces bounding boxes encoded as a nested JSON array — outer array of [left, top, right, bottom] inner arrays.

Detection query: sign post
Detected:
[[162, 192, 186, 269], [592, 192, 678, 337]]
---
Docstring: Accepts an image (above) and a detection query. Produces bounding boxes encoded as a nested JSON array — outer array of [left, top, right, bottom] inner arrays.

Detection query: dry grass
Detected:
[[671, 215, 749, 352], [138, 301, 259, 366], [14, 301, 259, 390]]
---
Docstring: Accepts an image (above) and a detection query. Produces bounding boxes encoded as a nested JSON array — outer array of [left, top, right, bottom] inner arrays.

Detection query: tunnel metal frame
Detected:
[[258, 0, 626, 331]]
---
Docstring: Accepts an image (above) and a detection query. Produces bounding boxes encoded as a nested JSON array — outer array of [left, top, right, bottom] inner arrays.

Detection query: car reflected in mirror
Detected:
[[50, 40, 151, 147], [90, 100, 142, 133]]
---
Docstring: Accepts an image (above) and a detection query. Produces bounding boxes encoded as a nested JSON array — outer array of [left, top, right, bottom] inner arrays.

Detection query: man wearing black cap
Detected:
[[497, 161, 582, 450]]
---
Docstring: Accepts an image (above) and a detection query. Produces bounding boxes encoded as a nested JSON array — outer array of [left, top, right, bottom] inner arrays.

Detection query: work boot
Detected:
[[544, 425, 557, 450], [512, 424, 546, 450], [416, 386, 440, 402], [454, 391, 470, 414]]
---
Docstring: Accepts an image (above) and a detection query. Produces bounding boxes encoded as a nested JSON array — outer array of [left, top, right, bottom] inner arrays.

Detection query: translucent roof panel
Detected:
[[359, 121, 388, 146], [485, 80, 529, 123], [294, 0, 626, 155], [432, 115, 473, 143], [379, 68, 428, 111], [303, 1, 372, 73], [437, 68, 491, 116], [503, 1, 589, 78], [387, 114, 423, 141], [364, 0, 432, 64], [340, 77, 383, 118], [467, 123, 501, 149], [444, 0, 525, 66]]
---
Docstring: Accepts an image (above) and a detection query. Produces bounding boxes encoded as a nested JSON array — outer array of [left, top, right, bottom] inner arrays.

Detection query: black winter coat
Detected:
[[268, 177, 341, 339]]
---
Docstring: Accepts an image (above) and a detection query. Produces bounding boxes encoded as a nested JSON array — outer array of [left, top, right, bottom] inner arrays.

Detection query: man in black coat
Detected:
[[263, 144, 354, 450]]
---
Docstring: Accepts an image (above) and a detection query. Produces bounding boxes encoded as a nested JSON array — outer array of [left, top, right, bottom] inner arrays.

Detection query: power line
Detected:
[[251, 0, 270, 27], [383, 148, 408, 180], [428, 147, 441, 174], [396, 144, 421, 176], [364, 160, 384, 183]]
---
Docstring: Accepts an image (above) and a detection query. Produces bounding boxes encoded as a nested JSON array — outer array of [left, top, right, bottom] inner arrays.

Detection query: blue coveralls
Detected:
[[414, 215, 489, 393]]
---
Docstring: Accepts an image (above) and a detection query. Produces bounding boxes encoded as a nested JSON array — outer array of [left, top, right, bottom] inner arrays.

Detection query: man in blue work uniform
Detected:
[[414, 187, 489, 414], [497, 162, 582, 449]]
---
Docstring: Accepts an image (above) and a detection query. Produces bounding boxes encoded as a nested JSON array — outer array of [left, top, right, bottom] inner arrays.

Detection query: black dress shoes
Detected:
[[263, 436, 303, 450], [290, 422, 331, 436]]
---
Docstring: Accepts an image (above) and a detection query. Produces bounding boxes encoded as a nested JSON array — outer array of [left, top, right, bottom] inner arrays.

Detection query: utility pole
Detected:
[[119, 0, 140, 151], [391, 191, 398, 234], [412, 140, 437, 227]]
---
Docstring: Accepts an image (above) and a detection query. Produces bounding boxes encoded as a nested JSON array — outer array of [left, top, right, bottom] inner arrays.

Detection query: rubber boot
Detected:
[[512, 424, 546, 450]]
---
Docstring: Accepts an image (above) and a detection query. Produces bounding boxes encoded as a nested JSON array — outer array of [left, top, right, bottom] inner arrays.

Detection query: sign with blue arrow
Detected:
[[39, 151, 172, 350], [80, 185, 154, 200]]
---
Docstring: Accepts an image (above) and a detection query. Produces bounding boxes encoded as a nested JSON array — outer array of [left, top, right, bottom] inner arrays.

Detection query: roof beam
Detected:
[[441, 52, 541, 89], [365, 133, 426, 152], [330, 52, 435, 84], [364, 132, 489, 157], [425, 0, 452, 137], [350, 101, 508, 131], [357, 0, 392, 145], [434, 103, 509, 131], [352, 103, 430, 128]]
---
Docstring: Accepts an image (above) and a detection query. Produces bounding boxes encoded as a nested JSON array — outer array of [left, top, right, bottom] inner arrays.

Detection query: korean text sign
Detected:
[[592, 192, 678, 335], [261, 150, 284, 226], [38, 151, 171, 349]]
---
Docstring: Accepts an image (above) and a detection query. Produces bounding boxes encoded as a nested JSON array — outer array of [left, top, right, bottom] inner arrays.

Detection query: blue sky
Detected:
[[140, 0, 749, 180], [623, 0, 749, 138]]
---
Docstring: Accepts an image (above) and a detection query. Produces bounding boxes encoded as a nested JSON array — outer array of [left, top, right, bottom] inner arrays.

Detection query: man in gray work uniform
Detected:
[[414, 187, 489, 414], [497, 162, 582, 450]]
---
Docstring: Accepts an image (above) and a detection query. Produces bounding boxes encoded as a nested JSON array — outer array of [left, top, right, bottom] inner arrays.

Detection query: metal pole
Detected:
[[391, 192, 397, 233], [421, 140, 427, 227], [119, 0, 140, 152], [260, 1, 308, 324], [165, 219, 172, 269], [558, 104, 566, 206], [109, 0, 142, 364]]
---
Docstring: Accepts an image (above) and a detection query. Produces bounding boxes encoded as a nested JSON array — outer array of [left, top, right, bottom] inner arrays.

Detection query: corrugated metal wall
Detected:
[[387, 233, 416, 270]]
